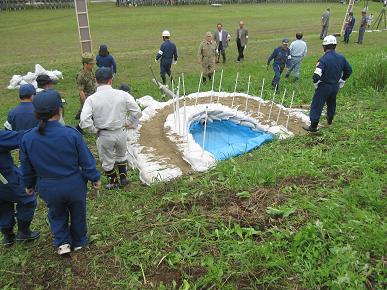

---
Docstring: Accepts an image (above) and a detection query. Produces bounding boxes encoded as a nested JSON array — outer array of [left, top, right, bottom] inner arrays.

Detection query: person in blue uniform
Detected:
[[303, 35, 352, 133], [96, 44, 117, 74], [4, 84, 39, 131], [343, 12, 355, 44], [0, 130, 40, 247], [20, 89, 101, 255], [266, 39, 291, 94], [155, 30, 178, 85]]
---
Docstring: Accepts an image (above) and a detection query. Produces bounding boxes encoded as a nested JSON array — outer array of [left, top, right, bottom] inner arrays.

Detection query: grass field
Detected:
[[0, 2, 386, 289]]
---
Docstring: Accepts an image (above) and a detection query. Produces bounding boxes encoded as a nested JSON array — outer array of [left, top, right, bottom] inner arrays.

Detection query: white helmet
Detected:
[[323, 35, 337, 45], [162, 30, 170, 37]]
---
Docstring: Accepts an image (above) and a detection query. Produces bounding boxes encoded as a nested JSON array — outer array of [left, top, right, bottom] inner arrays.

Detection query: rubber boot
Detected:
[[1, 227, 15, 247], [302, 121, 319, 133], [208, 74, 212, 81], [16, 220, 40, 242], [202, 76, 207, 85], [326, 116, 333, 125], [105, 169, 119, 190], [117, 162, 129, 187]]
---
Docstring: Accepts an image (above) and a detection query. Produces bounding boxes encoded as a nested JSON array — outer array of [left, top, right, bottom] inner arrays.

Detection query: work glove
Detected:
[[314, 80, 321, 89], [173, 61, 177, 65], [154, 59, 158, 63], [216, 49, 219, 54], [244, 45, 247, 49], [339, 79, 345, 89]]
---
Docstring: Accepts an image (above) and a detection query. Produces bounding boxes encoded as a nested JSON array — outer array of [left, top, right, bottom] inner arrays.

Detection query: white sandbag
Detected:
[[21, 72, 36, 83], [20, 80, 28, 85], [8, 75, 22, 89], [34, 64, 47, 76], [52, 70, 63, 79], [240, 120, 256, 129]]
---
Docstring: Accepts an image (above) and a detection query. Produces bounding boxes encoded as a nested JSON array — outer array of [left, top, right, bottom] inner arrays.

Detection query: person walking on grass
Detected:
[[214, 23, 230, 64], [236, 20, 248, 62], [155, 30, 178, 86], [285, 32, 307, 81], [267, 38, 291, 94], [343, 12, 355, 44], [303, 35, 352, 133], [320, 8, 331, 40], [0, 130, 40, 247], [80, 68, 142, 190], [20, 89, 101, 256], [357, 10, 367, 44], [198, 32, 218, 85]]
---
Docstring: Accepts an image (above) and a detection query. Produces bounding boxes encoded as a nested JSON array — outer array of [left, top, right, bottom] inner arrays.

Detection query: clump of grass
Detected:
[[353, 52, 387, 92]]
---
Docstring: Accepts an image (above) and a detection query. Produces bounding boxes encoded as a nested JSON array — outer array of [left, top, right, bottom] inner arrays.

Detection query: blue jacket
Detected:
[[313, 50, 352, 84], [96, 54, 117, 74], [0, 130, 23, 179], [267, 46, 291, 67], [20, 121, 100, 189], [6, 102, 39, 131], [156, 40, 178, 63]]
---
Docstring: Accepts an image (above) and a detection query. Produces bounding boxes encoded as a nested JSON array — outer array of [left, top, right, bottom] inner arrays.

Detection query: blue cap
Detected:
[[100, 44, 108, 51], [33, 89, 62, 113], [19, 84, 36, 98], [95, 67, 113, 83], [282, 38, 289, 44]]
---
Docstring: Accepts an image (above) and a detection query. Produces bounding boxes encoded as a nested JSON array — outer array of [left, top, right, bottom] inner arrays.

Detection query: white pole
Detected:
[[231, 72, 239, 107], [182, 73, 187, 137], [176, 77, 181, 135], [210, 70, 216, 103], [267, 84, 277, 121], [171, 79, 176, 130], [257, 78, 265, 117], [285, 91, 295, 129], [276, 88, 287, 124], [195, 72, 203, 107], [244, 75, 251, 112], [217, 69, 223, 104], [201, 106, 209, 157]]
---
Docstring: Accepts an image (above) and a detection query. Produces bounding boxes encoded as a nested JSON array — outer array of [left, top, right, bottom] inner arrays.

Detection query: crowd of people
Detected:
[[1, 7, 357, 255]]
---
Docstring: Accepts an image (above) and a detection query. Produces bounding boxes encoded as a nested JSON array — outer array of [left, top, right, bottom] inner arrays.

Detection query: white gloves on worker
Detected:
[[339, 79, 346, 88], [173, 61, 177, 65], [216, 49, 219, 54], [154, 59, 158, 63], [314, 80, 321, 89], [244, 45, 247, 49]]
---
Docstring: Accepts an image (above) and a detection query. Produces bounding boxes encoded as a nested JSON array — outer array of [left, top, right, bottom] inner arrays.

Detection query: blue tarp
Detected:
[[190, 120, 273, 161]]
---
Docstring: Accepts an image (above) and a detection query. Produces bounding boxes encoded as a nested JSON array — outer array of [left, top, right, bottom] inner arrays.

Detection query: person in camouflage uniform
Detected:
[[198, 32, 218, 85], [75, 52, 96, 121]]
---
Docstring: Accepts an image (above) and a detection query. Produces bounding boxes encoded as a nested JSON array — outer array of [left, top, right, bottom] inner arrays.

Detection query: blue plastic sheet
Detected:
[[190, 120, 273, 161]]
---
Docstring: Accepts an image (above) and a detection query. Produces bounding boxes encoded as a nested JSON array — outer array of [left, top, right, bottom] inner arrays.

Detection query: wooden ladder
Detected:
[[74, 0, 92, 53], [340, 0, 356, 35]]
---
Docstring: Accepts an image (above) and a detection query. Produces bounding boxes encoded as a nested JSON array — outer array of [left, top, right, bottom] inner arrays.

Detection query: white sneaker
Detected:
[[57, 243, 71, 255]]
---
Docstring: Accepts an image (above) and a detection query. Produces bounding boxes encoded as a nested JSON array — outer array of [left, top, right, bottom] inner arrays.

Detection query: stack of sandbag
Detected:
[[7, 64, 63, 90]]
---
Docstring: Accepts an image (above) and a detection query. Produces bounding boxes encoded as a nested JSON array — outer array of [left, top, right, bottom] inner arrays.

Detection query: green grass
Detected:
[[0, 2, 386, 289]]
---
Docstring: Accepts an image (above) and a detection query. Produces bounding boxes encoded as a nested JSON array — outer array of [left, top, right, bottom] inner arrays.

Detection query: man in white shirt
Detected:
[[213, 23, 231, 63], [80, 67, 142, 189], [285, 32, 307, 81]]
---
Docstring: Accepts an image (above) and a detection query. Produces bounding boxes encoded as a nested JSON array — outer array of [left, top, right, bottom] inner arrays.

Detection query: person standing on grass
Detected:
[[75, 52, 97, 133], [236, 20, 248, 62], [367, 13, 373, 28], [96, 44, 117, 75], [357, 10, 367, 44], [20, 89, 101, 255], [343, 12, 355, 44], [303, 35, 352, 133], [80, 67, 142, 190], [320, 8, 331, 40], [0, 130, 40, 247], [155, 30, 178, 86], [4, 84, 39, 131], [213, 23, 231, 64], [285, 32, 307, 81], [198, 32, 218, 85], [266, 38, 291, 94]]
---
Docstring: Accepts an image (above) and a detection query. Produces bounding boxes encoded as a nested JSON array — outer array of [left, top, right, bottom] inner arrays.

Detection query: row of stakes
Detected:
[[168, 70, 296, 155]]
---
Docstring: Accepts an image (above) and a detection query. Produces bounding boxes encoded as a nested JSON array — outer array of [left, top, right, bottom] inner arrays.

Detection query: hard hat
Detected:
[[162, 30, 170, 37], [322, 35, 337, 46]]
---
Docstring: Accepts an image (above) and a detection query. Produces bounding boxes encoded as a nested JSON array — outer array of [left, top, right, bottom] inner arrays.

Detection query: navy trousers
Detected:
[[160, 59, 172, 84], [310, 82, 339, 123], [272, 63, 285, 87], [0, 168, 36, 230], [37, 173, 88, 247], [344, 28, 353, 43]]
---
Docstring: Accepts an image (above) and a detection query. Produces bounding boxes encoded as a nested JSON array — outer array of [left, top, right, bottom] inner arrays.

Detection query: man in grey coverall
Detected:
[[320, 8, 331, 40]]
